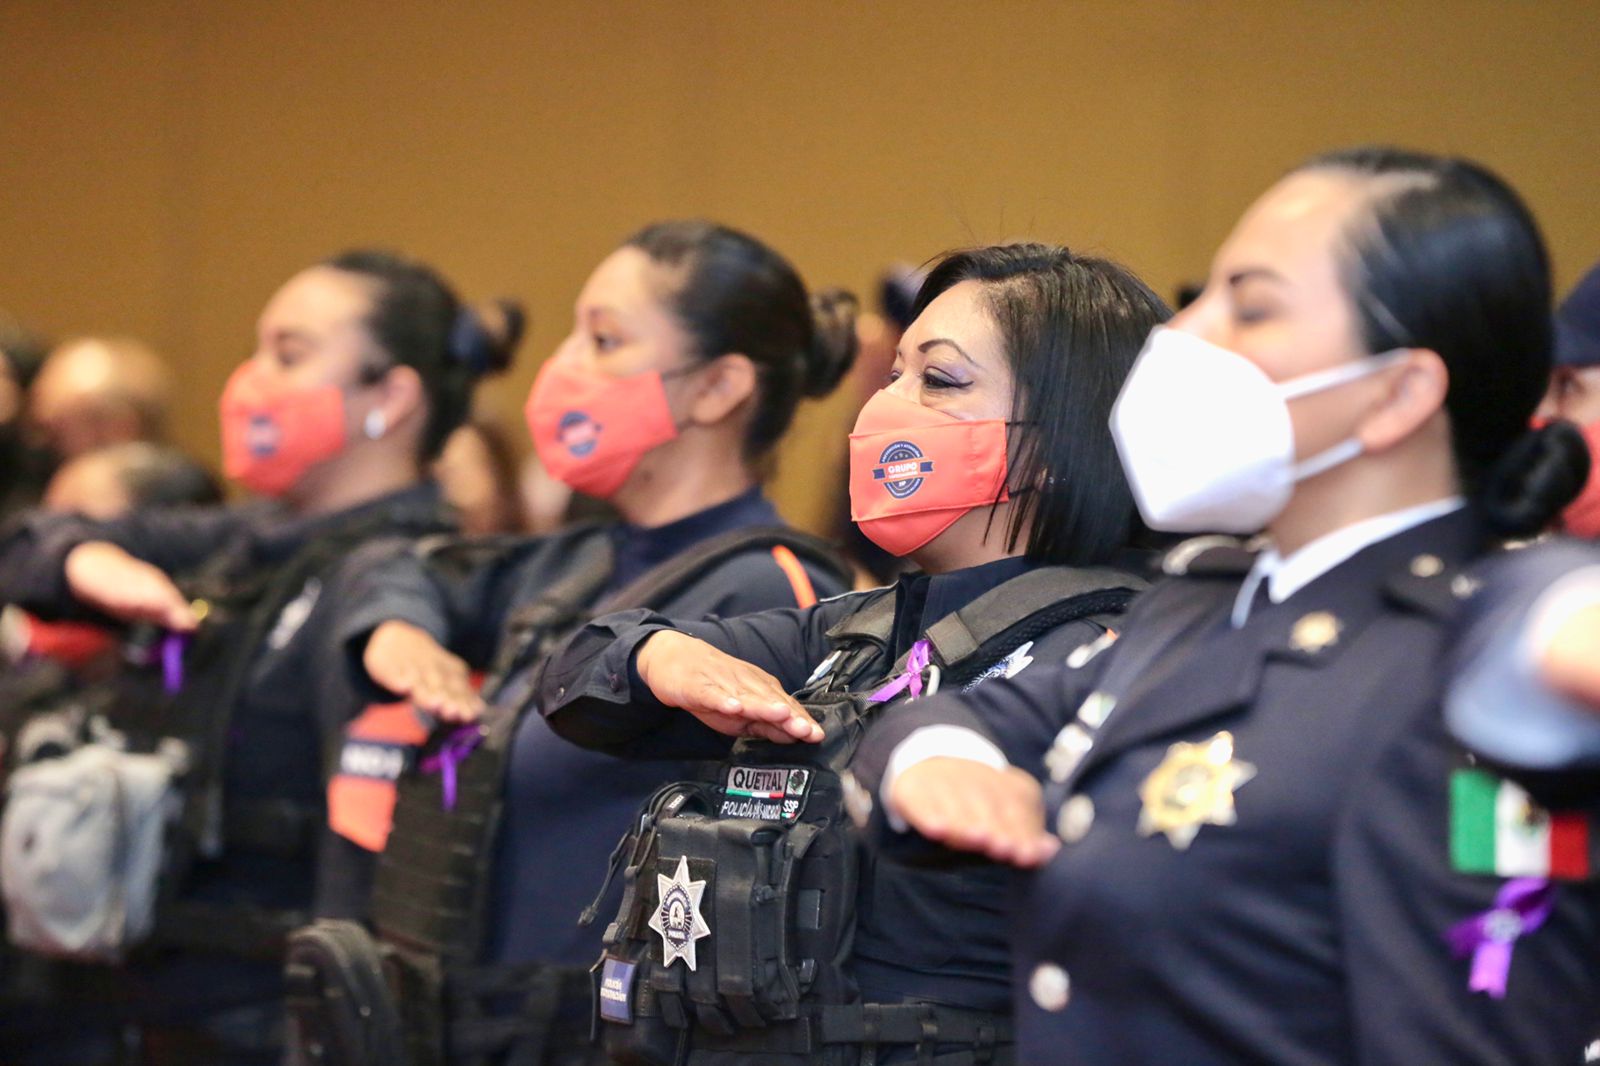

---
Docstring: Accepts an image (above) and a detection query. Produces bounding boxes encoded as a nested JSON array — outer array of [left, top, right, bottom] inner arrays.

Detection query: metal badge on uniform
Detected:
[[963, 641, 1035, 692], [719, 765, 813, 822], [649, 855, 711, 970], [598, 957, 638, 1024], [1137, 730, 1256, 850], [1288, 611, 1342, 655], [1065, 629, 1117, 670]]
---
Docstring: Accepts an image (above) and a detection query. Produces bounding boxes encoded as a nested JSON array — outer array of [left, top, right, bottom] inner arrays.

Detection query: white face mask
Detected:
[[1110, 326, 1408, 534]]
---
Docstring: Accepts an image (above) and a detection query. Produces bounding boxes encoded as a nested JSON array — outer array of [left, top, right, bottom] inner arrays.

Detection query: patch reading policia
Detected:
[[719, 765, 813, 822]]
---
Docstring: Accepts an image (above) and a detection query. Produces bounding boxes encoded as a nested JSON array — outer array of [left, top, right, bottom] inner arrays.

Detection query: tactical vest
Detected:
[[0, 501, 451, 963], [284, 526, 851, 1066], [591, 566, 1142, 1066]]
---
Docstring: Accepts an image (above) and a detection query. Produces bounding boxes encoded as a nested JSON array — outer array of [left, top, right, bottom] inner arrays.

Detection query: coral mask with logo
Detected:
[[219, 361, 351, 498], [524, 358, 680, 499], [848, 390, 1010, 557]]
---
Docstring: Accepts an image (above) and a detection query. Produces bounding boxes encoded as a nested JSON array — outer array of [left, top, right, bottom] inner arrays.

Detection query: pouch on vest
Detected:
[[0, 737, 188, 961], [285, 918, 406, 1066], [592, 566, 1143, 1066]]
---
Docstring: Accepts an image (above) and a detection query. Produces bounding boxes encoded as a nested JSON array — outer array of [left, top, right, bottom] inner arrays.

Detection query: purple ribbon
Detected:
[[869, 639, 931, 704], [419, 725, 485, 811], [1446, 876, 1557, 999], [161, 633, 189, 695]]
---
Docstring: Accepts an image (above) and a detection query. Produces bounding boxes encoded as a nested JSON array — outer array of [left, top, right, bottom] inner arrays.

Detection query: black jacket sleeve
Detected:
[[536, 591, 869, 758], [0, 505, 256, 619]]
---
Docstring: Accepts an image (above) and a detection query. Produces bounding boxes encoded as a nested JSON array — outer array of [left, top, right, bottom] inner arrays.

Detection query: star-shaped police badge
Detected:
[[1137, 730, 1256, 850], [649, 855, 711, 970]]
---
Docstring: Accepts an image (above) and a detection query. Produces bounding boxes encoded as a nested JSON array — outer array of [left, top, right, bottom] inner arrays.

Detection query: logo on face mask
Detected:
[[873, 440, 935, 499], [246, 414, 282, 458], [557, 411, 602, 458]]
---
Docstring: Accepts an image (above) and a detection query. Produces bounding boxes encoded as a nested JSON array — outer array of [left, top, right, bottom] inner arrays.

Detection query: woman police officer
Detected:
[[0, 250, 520, 1063], [862, 147, 1600, 1065], [533, 241, 1170, 1064]]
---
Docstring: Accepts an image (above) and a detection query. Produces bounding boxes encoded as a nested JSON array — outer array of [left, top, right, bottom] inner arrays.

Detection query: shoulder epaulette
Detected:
[[1160, 535, 1259, 578]]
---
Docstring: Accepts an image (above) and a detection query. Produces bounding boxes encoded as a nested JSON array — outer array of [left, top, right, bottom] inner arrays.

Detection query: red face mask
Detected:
[[524, 358, 679, 499], [219, 361, 350, 498], [848, 390, 1010, 557], [1561, 418, 1600, 539]]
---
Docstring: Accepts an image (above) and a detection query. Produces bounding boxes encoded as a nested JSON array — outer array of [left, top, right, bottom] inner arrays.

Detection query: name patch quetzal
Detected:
[[718, 765, 812, 822]]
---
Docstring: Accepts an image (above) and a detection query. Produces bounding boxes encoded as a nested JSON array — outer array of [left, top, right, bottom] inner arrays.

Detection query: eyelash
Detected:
[[885, 367, 967, 390], [593, 332, 621, 352]]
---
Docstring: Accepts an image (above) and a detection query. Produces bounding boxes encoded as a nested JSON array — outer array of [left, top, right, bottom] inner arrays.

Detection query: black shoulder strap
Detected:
[[184, 501, 452, 856], [487, 526, 617, 687], [924, 565, 1147, 682], [591, 525, 849, 616]]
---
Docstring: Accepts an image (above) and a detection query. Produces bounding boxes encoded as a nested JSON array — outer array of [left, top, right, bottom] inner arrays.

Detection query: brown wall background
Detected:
[[3, 0, 1598, 532]]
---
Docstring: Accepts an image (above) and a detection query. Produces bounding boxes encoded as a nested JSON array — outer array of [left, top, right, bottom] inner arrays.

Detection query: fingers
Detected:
[[364, 622, 484, 722], [645, 634, 822, 743], [893, 761, 1059, 868]]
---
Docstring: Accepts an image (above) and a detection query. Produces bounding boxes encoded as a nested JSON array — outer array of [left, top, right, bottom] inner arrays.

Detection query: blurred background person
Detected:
[[435, 418, 528, 536], [0, 312, 54, 521], [28, 335, 173, 462], [1537, 259, 1600, 539]]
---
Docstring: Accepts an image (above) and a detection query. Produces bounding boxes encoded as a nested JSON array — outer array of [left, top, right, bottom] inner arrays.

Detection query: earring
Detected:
[[363, 409, 387, 441]]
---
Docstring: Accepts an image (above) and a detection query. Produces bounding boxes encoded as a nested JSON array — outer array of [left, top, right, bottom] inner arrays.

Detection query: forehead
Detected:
[[903, 280, 998, 349], [261, 266, 375, 327], [577, 246, 668, 315], [1215, 170, 1368, 288]]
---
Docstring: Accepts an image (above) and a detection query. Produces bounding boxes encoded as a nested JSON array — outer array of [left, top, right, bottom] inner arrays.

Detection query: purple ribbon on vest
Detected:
[[161, 633, 188, 695], [419, 724, 486, 811], [869, 639, 931, 704], [1446, 876, 1557, 999]]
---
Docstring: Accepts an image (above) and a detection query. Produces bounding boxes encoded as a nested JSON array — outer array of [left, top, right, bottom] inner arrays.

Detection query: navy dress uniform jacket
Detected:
[[853, 509, 1600, 1065]]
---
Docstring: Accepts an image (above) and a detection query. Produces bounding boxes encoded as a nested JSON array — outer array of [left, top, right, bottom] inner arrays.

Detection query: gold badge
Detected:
[[1289, 611, 1342, 654], [1137, 731, 1256, 850]]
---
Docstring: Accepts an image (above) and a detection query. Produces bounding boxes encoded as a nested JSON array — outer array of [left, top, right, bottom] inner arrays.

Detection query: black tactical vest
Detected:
[[288, 526, 851, 1066], [592, 566, 1142, 1066]]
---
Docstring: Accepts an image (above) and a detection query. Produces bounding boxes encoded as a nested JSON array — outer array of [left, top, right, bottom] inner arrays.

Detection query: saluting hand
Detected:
[[364, 620, 484, 723], [1543, 602, 1600, 711], [633, 629, 824, 744], [63, 541, 198, 632], [889, 757, 1061, 868]]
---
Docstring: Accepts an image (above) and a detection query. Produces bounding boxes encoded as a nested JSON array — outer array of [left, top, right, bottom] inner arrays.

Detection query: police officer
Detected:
[[535, 242, 1171, 1064], [861, 148, 1600, 1065], [325, 221, 858, 1064], [0, 249, 520, 1064]]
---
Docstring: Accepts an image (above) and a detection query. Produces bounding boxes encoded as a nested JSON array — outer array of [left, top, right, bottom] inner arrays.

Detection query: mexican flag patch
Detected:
[[1450, 768, 1590, 881]]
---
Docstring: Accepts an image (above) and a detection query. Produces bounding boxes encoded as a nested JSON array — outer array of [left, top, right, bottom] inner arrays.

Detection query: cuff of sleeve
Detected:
[[880, 725, 1009, 833]]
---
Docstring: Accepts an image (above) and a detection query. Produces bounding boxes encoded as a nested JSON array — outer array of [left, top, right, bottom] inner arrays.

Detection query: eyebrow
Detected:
[[1226, 267, 1290, 288], [917, 338, 979, 366]]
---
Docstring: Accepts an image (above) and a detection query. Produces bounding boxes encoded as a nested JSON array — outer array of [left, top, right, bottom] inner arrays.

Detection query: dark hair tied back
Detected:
[[806, 288, 860, 398], [449, 298, 527, 376], [1481, 420, 1591, 536], [323, 249, 524, 458], [625, 220, 856, 461]]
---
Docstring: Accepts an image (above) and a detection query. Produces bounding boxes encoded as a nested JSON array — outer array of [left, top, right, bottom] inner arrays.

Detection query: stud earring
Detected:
[[363, 409, 387, 441]]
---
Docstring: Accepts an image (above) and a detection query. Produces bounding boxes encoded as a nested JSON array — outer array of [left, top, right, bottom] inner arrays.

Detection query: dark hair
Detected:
[[625, 221, 857, 461], [106, 442, 225, 509], [1294, 146, 1586, 535], [0, 312, 50, 390], [913, 243, 1172, 565], [322, 250, 525, 458]]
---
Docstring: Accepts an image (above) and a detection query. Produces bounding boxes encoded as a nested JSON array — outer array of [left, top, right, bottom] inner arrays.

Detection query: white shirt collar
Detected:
[[1230, 496, 1466, 628]]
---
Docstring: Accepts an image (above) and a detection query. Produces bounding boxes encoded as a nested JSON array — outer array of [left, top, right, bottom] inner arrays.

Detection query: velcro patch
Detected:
[[598, 957, 637, 1024], [718, 765, 813, 822]]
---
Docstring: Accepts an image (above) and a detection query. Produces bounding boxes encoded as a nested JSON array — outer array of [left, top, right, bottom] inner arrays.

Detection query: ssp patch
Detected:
[[718, 765, 813, 822]]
